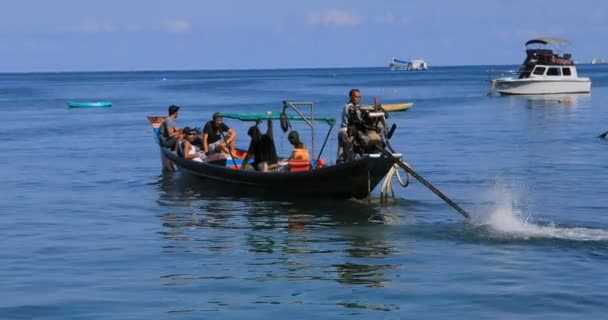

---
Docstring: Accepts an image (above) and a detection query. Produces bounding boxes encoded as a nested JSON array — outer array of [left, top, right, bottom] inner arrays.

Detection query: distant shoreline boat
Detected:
[[389, 58, 428, 71], [591, 58, 606, 64], [361, 102, 414, 112], [489, 38, 591, 95], [67, 101, 112, 108]]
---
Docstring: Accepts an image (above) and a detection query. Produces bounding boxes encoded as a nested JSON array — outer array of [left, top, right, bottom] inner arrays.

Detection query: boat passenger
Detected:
[[287, 131, 310, 160], [202, 112, 237, 156], [337, 89, 363, 162], [181, 127, 204, 162], [158, 105, 183, 152], [240, 119, 278, 172]]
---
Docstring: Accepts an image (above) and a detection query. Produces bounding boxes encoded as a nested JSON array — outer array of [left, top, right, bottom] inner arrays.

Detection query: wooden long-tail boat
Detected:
[[147, 101, 397, 199]]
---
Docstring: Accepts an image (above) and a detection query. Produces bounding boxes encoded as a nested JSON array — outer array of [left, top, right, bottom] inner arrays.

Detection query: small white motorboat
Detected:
[[490, 38, 591, 95]]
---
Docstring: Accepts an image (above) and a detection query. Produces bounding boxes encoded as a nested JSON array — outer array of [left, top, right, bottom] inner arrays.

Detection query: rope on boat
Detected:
[[487, 79, 497, 96], [380, 161, 412, 205]]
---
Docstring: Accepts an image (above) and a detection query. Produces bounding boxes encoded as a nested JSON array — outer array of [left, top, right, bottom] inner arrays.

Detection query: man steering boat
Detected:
[[337, 89, 387, 163]]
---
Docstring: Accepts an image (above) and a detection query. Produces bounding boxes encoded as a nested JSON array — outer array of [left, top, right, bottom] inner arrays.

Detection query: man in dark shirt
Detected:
[[202, 112, 237, 155], [240, 119, 277, 172]]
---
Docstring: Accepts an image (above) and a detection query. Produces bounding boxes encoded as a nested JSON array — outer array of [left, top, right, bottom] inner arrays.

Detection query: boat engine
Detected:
[[349, 108, 386, 155]]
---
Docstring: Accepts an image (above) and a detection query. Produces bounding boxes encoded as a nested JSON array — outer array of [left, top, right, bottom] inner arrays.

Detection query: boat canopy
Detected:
[[219, 112, 336, 126], [392, 58, 410, 64], [525, 38, 571, 46]]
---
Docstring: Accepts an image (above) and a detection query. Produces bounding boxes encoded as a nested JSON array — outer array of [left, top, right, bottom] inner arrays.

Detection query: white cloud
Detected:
[[160, 19, 192, 34], [376, 13, 411, 25], [79, 20, 118, 33], [21, 40, 58, 50], [308, 10, 361, 27], [590, 9, 608, 23], [125, 23, 144, 32]]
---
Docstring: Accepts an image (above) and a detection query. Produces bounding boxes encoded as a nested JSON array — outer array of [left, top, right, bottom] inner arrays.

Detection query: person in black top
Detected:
[[240, 119, 278, 172], [202, 112, 237, 155]]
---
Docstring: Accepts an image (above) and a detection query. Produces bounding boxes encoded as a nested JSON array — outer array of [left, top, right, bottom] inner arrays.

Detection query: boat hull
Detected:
[[362, 102, 413, 112], [67, 101, 112, 108], [494, 78, 591, 95], [390, 66, 427, 71], [161, 147, 394, 199]]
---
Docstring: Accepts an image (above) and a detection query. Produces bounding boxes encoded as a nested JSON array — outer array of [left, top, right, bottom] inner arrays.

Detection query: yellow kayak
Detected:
[[361, 102, 413, 112]]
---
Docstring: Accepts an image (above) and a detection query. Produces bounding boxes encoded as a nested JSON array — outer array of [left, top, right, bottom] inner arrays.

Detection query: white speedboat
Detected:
[[490, 38, 591, 95]]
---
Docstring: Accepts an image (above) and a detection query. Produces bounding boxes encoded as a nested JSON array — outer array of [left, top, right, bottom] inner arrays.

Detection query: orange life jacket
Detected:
[[291, 147, 310, 161], [288, 159, 311, 172]]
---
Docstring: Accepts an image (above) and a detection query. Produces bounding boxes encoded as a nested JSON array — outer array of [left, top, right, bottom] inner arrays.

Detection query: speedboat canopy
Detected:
[[219, 112, 336, 126], [525, 38, 571, 46]]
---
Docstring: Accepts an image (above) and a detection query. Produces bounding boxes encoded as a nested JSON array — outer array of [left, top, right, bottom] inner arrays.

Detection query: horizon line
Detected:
[[0, 63, 528, 75]]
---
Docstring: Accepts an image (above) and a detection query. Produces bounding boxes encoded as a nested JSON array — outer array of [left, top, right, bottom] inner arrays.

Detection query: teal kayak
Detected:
[[67, 101, 112, 108]]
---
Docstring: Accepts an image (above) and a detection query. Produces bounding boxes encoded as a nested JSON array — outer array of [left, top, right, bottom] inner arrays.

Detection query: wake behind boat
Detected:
[[489, 38, 591, 95]]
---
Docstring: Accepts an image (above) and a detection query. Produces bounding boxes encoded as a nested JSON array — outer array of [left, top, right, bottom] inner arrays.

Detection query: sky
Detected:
[[1, 0, 607, 72]]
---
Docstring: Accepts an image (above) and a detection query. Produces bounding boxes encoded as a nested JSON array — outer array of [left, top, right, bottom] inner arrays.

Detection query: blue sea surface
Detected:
[[1, 65, 608, 319]]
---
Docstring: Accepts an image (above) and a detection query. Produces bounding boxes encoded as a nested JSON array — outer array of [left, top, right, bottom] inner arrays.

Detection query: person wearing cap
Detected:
[[158, 105, 183, 151], [181, 127, 204, 162], [202, 112, 237, 156]]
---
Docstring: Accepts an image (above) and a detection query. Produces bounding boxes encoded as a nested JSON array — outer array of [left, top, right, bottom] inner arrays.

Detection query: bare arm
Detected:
[[265, 119, 273, 140], [202, 133, 209, 153], [226, 128, 236, 145], [240, 142, 254, 170], [168, 126, 182, 137]]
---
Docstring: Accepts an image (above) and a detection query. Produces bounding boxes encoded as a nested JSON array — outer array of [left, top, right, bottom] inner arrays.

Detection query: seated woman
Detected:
[[181, 127, 204, 162], [240, 119, 278, 172], [287, 131, 310, 160]]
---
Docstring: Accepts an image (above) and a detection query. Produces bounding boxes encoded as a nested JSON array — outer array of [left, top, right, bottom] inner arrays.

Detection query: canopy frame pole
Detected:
[[316, 124, 334, 162], [283, 101, 316, 158]]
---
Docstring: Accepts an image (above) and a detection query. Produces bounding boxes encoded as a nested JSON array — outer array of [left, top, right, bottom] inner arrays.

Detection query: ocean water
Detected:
[[1, 65, 608, 319]]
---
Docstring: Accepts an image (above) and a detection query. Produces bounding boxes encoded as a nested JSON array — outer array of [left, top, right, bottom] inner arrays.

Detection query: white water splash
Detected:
[[484, 207, 608, 241], [478, 184, 608, 241]]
